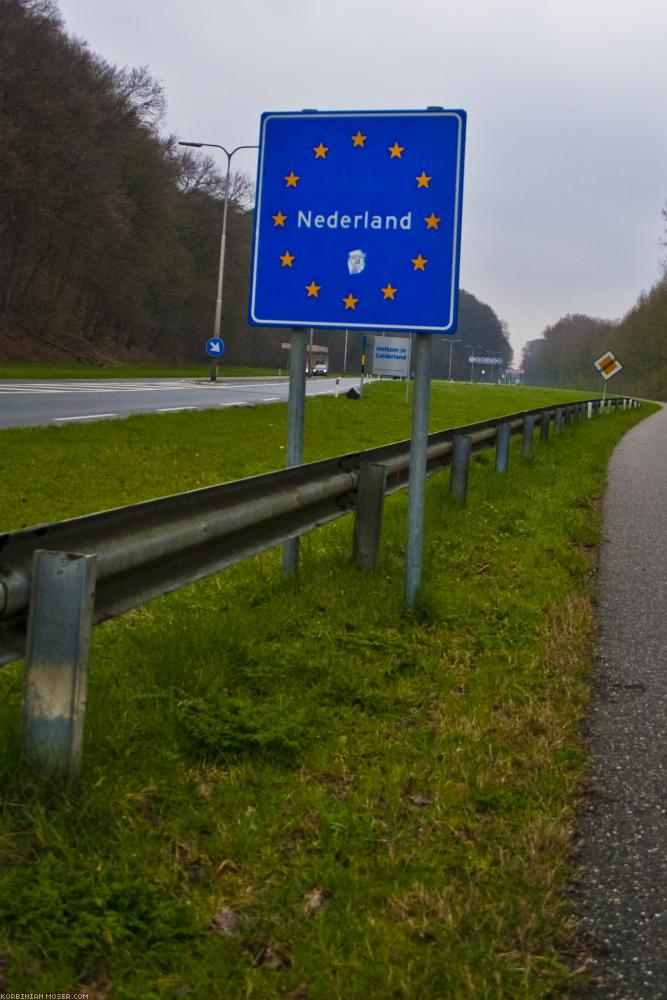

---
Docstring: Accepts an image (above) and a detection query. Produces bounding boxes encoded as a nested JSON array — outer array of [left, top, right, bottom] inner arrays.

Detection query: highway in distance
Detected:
[[0, 376, 367, 429]]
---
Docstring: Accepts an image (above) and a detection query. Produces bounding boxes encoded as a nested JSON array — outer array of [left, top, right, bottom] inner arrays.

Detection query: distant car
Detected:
[[312, 363, 328, 376]]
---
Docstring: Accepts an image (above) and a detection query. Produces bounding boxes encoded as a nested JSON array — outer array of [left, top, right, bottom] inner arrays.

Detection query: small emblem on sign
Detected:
[[347, 249, 366, 275]]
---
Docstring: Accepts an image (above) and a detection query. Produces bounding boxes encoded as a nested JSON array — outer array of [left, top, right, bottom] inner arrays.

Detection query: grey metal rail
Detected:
[[0, 396, 633, 668]]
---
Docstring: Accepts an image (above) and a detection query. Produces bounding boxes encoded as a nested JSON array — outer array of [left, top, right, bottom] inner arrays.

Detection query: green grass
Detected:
[[0, 383, 654, 997], [0, 362, 279, 380], [3, 382, 601, 527]]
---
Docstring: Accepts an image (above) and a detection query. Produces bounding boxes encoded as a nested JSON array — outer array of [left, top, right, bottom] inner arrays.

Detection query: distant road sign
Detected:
[[205, 338, 225, 358], [249, 109, 466, 334], [469, 356, 503, 365], [372, 335, 410, 377], [594, 349, 622, 380]]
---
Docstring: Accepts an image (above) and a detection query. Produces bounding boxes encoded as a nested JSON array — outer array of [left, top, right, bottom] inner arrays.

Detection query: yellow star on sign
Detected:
[[305, 280, 321, 297], [272, 210, 287, 227], [388, 141, 405, 159], [313, 142, 329, 159], [279, 250, 295, 268], [381, 283, 398, 300], [416, 171, 432, 188], [342, 292, 359, 310], [351, 130, 367, 147], [424, 212, 441, 230], [284, 171, 300, 187], [411, 254, 428, 271]]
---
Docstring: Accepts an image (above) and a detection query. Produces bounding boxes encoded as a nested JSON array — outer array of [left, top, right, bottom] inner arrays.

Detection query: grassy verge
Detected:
[[3, 382, 602, 527], [0, 384, 654, 997], [0, 363, 278, 380]]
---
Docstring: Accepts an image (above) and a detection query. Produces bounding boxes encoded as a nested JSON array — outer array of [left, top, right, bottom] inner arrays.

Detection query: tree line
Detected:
[[0, 0, 512, 374], [522, 217, 667, 400]]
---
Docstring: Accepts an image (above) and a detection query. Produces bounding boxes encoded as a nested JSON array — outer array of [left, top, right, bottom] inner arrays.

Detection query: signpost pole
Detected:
[[282, 328, 307, 577], [448, 338, 461, 380], [359, 334, 367, 397], [405, 334, 413, 405], [405, 334, 432, 608]]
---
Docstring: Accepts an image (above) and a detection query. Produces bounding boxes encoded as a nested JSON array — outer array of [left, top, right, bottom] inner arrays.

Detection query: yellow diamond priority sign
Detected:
[[594, 350, 622, 381]]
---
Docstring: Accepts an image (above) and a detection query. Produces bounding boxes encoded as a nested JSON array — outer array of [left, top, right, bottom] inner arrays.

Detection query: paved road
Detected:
[[576, 403, 667, 998], [0, 376, 366, 428]]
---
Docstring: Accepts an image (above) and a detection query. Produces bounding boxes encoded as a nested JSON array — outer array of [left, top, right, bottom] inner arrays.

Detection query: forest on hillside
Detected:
[[0, 0, 512, 377], [522, 220, 667, 400]]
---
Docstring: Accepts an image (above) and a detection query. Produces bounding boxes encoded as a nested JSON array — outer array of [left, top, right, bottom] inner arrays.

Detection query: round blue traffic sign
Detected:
[[205, 337, 225, 358]]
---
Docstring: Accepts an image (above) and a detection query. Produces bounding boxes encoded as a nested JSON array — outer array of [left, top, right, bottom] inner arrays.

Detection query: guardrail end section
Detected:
[[22, 550, 97, 782]]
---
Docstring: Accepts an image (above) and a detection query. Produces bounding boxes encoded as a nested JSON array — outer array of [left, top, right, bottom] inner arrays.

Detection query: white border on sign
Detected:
[[249, 110, 465, 333]]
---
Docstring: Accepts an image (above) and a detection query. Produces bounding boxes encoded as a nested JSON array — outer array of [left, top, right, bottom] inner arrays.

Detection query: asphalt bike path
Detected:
[[576, 403, 667, 998]]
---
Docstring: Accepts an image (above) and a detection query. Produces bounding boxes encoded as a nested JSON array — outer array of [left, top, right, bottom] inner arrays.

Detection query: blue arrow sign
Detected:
[[205, 337, 225, 358], [248, 109, 466, 334]]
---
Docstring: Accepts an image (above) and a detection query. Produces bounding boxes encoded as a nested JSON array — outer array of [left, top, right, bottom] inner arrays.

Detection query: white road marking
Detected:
[[0, 381, 194, 394], [156, 406, 197, 413], [52, 413, 117, 423]]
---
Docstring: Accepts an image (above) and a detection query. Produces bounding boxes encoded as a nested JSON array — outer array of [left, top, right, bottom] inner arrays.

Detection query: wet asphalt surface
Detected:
[[576, 403, 667, 998]]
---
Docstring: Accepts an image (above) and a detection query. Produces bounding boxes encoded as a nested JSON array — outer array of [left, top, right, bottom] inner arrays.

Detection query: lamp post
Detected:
[[178, 140, 258, 380], [447, 338, 461, 380]]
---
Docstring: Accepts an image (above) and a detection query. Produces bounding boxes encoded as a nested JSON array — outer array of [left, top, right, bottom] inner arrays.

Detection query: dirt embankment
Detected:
[[0, 325, 163, 366]]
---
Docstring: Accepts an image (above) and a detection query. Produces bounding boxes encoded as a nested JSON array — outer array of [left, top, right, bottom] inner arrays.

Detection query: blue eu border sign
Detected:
[[248, 109, 466, 334]]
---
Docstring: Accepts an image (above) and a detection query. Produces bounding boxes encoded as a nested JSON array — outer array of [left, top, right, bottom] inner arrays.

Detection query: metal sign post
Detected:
[[282, 328, 308, 576], [405, 335, 432, 607]]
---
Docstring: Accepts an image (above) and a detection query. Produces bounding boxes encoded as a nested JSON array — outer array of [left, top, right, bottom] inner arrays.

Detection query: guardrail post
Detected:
[[587, 401, 593, 418], [22, 550, 97, 781], [554, 408, 562, 434], [540, 410, 551, 443], [495, 422, 511, 473], [522, 414, 535, 456], [352, 463, 387, 572], [450, 434, 471, 504]]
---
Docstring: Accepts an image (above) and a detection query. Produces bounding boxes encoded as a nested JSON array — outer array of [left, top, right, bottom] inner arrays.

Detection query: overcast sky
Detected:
[[56, 0, 667, 360]]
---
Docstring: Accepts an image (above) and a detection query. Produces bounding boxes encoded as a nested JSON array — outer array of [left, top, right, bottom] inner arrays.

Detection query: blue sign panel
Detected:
[[205, 337, 225, 357], [248, 109, 466, 334]]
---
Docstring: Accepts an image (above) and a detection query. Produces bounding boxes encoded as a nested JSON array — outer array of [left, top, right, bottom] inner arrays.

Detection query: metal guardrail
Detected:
[[0, 394, 638, 777]]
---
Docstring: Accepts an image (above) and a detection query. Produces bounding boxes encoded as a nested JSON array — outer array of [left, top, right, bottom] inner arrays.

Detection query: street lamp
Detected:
[[178, 140, 258, 380], [446, 338, 461, 380]]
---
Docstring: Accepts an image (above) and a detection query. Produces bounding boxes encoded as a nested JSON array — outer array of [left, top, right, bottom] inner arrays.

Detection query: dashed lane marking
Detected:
[[52, 413, 118, 423]]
